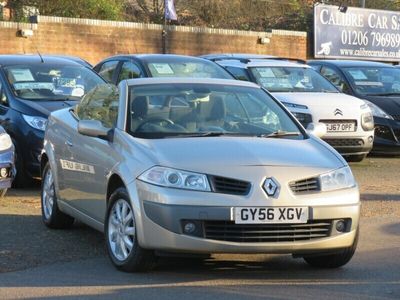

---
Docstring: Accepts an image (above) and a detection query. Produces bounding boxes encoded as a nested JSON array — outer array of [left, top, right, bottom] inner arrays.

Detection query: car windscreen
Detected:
[[343, 67, 400, 96], [146, 61, 232, 79], [127, 83, 303, 139], [4, 64, 105, 101], [250, 66, 338, 93]]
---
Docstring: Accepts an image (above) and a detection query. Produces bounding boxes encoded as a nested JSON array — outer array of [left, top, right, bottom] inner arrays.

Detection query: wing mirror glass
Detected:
[[306, 122, 327, 138], [78, 120, 111, 140]]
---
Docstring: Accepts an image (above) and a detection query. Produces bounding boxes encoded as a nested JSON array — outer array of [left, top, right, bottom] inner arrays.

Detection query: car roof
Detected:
[[214, 58, 311, 69], [308, 59, 393, 68], [200, 53, 277, 60], [0, 54, 85, 66], [44, 55, 92, 68], [98, 54, 215, 64], [122, 77, 260, 88]]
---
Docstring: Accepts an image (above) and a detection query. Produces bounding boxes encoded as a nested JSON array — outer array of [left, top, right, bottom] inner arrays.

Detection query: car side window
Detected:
[[76, 84, 119, 128], [117, 61, 143, 84], [0, 82, 8, 107], [225, 67, 250, 81], [320, 66, 351, 94], [98, 61, 119, 83]]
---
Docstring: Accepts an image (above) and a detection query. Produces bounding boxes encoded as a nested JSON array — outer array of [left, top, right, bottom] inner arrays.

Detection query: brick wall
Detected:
[[0, 16, 307, 65]]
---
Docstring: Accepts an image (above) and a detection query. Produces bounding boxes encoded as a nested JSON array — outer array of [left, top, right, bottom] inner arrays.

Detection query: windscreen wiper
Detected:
[[258, 130, 301, 138], [166, 132, 254, 138]]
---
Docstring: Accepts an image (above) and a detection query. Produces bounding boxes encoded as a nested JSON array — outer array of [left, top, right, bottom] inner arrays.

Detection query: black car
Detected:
[[93, 54, 233, 85], [309, 60, 400, 154], [0, 55, 106, 186], [0, 125, 15, 197]]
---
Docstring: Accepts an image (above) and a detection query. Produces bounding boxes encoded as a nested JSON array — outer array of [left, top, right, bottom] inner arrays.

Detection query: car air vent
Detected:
[[324, 138, 364, 147], [209, 176, 251, 196], [289, 177, 320, 194], [204, 220, 332, 243]]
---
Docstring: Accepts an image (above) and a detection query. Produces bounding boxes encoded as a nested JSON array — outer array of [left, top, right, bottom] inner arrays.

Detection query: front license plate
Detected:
[[234, 207, 308, 224], [326, 123, 355, 132]]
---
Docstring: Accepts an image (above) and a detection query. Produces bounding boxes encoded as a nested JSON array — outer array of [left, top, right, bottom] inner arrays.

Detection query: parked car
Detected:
[[93, 54, 233, 85], [204, 55, 374, 162], [0, 125, 15, 197], [41, 77, 359, 272], [0, 55, 106, 186], [309, 60, 400, 155]]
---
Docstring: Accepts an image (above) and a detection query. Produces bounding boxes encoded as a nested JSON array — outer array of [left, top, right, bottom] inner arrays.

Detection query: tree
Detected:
[[7, 0, 124, 21]]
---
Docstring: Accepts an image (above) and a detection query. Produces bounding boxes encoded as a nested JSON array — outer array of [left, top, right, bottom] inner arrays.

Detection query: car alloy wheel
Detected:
[[42, 167, 54, 220], [41, 162, 74, 229], [108, 198, 136, 261]]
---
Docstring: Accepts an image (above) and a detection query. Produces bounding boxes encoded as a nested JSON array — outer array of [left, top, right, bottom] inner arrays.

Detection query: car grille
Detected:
[[393, 129, 400, 141], [323, 138, 364, 147], [375, 125, 394, 141], [289, 177, 320, 194], [391, 114, 400, 121], [292, 112, 312, 128], [204, 220, 332, 243], [209, 176, 251, 196]]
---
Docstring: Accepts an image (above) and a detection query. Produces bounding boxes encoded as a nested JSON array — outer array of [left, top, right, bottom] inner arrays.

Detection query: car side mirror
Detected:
[[306, 122, 327, 138], [78, 120, 111, 140]]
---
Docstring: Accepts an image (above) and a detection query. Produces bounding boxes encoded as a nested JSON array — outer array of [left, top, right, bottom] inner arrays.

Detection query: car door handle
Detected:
[[65, 140, 73, 147]]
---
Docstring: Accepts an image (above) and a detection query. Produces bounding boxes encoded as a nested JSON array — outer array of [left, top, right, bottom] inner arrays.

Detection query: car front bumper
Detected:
[[22, 129, 44, 178], [129, 181, 360, 255]]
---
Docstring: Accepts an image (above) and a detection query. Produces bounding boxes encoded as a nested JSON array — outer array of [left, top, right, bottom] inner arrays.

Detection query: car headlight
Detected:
[[281, 102, 308, 109], [22, 115, 48, 131], [319, 166, 356, 192], [0, 133, 12, 151], [361, 111, 374, 131], [363, 100, 393, 119], [138, 166, 211, 191]]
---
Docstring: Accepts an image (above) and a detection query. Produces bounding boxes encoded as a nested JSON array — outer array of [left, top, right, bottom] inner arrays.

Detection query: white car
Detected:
[[207, 55, 374, 162]]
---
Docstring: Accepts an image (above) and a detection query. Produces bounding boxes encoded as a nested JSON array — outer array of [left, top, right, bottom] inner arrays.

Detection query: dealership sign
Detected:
[[314, 4, 400, 61]]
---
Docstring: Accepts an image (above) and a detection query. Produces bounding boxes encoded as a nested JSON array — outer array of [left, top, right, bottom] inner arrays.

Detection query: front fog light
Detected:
[[181, 220, 203, 237], [184, 222, 196, 234], [0, 168, 8, 178], [336, 220, 346, 232]]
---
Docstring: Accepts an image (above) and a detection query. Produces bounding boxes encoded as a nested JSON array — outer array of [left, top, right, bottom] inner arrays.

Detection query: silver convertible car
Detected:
[[41, 78, 360, 272]]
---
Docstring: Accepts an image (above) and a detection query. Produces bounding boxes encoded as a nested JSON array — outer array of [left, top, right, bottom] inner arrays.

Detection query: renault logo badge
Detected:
[[334, 108, 343, 116], [263, 178, 279, 197]]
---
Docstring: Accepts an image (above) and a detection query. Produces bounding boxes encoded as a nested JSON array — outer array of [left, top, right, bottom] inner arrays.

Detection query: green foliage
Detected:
[[7, 0, 400, 32], [8, 0, 124, 21]]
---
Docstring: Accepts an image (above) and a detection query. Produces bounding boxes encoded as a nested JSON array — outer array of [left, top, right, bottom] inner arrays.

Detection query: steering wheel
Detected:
[[135, 117, 175, 132]]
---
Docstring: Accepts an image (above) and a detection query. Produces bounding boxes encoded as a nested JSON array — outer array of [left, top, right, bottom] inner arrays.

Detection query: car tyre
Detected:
[[346, 154, 366, 163], [105, 187, 156, 272], [303, 228, 359, 268], [41, 162, 74, 229]]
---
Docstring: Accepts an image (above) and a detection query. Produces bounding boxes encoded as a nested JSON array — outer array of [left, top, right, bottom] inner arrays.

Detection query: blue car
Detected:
[[0, 125, 15, 197], [0, 55, 105, 186]]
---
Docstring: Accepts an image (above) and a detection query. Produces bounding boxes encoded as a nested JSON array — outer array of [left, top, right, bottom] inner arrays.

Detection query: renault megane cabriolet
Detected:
[[41, 78, 360, 272]]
